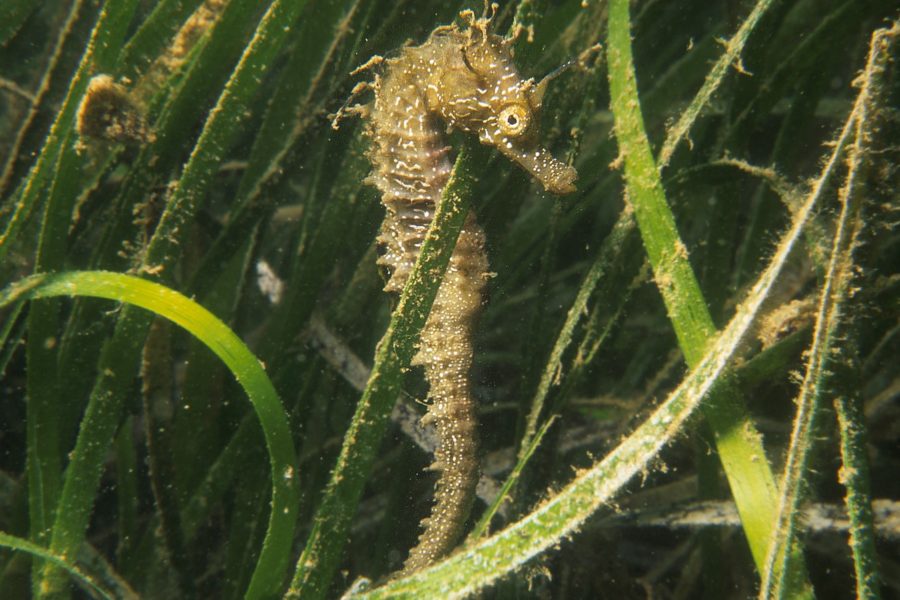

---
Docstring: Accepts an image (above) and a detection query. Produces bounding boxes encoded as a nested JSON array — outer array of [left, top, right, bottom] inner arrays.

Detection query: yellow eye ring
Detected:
[[498, 105, 529, 136]]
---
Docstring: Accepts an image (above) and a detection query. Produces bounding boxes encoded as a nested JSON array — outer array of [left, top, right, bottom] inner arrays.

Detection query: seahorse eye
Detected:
[[498, 104, 530, 136]]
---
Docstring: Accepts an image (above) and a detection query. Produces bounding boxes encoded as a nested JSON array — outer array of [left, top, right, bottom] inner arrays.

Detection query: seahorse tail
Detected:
[[400, 376, 479, 574], [400, 214, 487, 575]]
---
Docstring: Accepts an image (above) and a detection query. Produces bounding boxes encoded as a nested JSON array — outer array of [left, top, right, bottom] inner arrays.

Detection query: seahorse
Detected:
[[357, 7, 577, 574]]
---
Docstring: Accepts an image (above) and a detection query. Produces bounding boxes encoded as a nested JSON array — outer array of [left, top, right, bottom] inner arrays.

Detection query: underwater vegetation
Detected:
[[0, 0, 897, 598]]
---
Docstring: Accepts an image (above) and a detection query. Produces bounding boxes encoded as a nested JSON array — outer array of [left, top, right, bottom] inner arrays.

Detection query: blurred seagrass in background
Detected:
[[0, 0, 897, 598]]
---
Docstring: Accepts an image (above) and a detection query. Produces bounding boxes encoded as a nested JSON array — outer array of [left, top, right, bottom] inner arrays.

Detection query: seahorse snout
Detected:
[[496, 142, 577, 195]]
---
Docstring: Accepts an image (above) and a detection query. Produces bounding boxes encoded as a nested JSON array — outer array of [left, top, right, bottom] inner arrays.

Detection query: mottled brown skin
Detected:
[[362, 10, 576, 575], [76, 75, 152, 144]]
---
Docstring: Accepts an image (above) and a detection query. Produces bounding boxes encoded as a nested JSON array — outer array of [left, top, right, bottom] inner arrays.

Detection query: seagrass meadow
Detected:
[[0, 0, 898, 598]]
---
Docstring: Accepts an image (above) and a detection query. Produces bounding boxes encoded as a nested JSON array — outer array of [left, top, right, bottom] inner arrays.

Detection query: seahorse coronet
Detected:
[[359, 8, 577, 576]]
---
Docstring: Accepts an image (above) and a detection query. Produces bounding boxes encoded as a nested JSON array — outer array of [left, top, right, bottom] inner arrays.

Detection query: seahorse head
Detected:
[[422, 17, 578, 195]]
